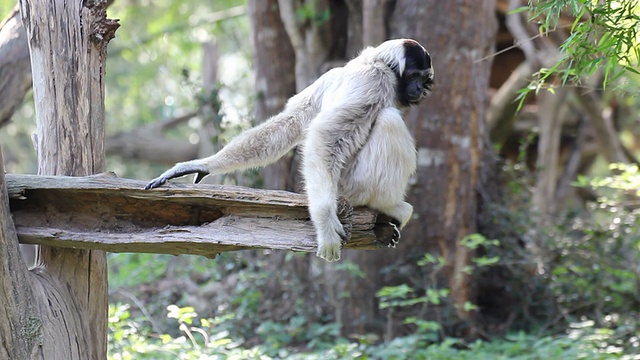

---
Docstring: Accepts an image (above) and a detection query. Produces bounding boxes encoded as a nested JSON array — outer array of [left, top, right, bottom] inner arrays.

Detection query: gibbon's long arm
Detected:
[[145, 105, 311, 189]]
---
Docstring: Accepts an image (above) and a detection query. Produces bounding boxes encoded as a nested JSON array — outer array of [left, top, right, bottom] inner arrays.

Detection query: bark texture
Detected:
[[0, 150, 39, 360], [15, 0, 119, 358]]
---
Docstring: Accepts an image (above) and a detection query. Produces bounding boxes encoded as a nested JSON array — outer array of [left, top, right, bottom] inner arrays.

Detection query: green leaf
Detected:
[[473, 256, 500, 267], [508, 6, 530, 14], [463, 301, 479, 312]]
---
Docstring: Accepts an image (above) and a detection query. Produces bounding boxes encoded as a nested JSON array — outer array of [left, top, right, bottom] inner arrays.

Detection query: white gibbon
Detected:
[[146, 38, 434, 262]]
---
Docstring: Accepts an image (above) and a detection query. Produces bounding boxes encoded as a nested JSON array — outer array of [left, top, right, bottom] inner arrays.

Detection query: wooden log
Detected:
[[6, 173, 396, 257]]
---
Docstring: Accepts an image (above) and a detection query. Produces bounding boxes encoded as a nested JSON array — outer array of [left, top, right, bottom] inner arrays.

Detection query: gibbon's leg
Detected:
[[341, 107, 417, 245], [304, 107, 379, 262], [145, 112, 306, 189]]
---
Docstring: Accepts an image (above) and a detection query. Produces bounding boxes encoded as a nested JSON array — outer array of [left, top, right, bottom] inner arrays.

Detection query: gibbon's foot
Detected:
[[144, 167, 210, 190], [374, 216, 402, 248], [336, 196, 354, 219], [388, 222, 401, 248]]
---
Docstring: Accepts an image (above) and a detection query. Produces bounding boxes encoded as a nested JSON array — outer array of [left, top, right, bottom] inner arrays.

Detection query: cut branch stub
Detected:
[[6, 173, 398, 257]]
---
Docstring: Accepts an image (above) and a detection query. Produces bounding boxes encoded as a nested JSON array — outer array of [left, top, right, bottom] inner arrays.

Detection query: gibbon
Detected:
[[146, 38, 434, 262]]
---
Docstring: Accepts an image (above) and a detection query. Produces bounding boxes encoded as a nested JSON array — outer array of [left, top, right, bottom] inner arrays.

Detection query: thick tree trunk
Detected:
[[390, 0, 497, 326], [0, 1, 115, 128], [249, 0, 496, 337], [0, 150, 39, 360], [11, 0, 118, 358], [362, 0, 386, 45], [247, 0, 317, 320], [321, 0, 396, 336], [327, 0, 497, 336]]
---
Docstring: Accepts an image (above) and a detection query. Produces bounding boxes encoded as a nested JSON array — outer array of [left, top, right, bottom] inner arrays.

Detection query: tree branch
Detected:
[[7, 173, 398, 257], [488, 60, 534, 144], [574, 90, 629, 164], [106, 111, 199, 164]]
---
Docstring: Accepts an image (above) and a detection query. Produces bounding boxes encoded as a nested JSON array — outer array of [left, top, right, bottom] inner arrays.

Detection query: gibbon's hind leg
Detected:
[[304, 106, 379, 262]]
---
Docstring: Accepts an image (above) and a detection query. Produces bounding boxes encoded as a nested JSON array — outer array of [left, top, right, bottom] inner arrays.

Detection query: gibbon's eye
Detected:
[[423, 73, 434, 90], [423, 78, 433, 90]]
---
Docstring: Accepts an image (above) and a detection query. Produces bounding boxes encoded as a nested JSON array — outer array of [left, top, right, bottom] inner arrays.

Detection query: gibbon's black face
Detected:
[[396, 40, 434, 107]]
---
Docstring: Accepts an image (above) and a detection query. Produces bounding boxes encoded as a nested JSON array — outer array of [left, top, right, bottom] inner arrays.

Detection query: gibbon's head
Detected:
[[375, 39, 434, 107]]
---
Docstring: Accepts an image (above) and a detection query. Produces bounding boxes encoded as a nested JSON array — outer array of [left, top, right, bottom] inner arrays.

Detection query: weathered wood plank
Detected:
[[6, 173, 395, 256]]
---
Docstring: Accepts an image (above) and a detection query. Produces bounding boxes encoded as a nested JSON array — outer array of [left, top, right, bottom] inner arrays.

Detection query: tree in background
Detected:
[[241, 0, 498, 337], [0, 0, 118, 358]]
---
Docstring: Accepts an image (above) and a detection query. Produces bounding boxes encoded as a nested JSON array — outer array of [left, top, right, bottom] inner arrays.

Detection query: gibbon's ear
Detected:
[[374, 39, 408, 76]]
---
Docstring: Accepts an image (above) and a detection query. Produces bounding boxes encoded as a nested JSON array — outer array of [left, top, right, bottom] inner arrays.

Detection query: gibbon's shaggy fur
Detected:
[[146, 38, 434, 261]]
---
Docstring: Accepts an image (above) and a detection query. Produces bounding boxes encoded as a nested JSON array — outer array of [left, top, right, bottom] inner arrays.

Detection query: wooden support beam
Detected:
[[6, 173, 396, 258]]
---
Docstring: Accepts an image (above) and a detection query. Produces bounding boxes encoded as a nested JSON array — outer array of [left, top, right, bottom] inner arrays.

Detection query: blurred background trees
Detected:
[[1, 0, 639, 358]]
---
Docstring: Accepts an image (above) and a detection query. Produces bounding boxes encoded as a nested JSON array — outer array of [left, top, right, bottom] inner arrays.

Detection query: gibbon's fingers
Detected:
[[145, 174, 172, 190], [388, 222, 401, 248], [193, 171, 210, 184], [316, 222, 345, 261], [144, 163, 210, 189], [312, 207, 347, 262]]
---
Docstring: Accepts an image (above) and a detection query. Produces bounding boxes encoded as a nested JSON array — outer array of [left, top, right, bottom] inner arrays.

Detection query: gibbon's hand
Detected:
[[316, 219, 348, 262], [144, 163, 210, 189]]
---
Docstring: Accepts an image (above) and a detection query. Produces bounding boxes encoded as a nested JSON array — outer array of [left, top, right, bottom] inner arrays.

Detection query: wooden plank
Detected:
[[6, 173, 396, 256]]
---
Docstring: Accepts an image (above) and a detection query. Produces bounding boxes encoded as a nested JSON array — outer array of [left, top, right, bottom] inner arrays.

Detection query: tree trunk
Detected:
[[533, 88, 570, 219], [247, 0, 319, 321], [390, 0, 497, 326], [249, 0, 497, 337], [362, 0, 386, 45], [326, 0, 498, 337], [248, 0, 297, 190], [1, 0, 119, 358], [0, 5, 31, 127], [0, 1, 115, 128], [0, 149, 39, 360]]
